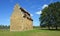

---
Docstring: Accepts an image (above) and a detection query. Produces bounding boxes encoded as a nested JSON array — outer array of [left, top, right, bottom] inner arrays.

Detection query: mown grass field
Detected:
[[0, 29, 60, 36]]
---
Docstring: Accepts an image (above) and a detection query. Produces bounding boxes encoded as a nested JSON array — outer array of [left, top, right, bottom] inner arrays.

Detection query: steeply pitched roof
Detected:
[[20, 7, 33, 21], [20, 7, 30, 16]]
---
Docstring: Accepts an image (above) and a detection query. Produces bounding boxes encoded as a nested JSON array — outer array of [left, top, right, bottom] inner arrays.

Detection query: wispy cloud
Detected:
[[42, 4, 48, 9], [10, 0, 13, 2], [30, 14, 33, 16], [35, 4, 48, 15], [35, 11, 42, 15], [49, 0, 53, 3]]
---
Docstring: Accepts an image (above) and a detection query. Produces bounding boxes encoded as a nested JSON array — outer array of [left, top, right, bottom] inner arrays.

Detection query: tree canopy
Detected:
[[39, 2, 60, 30]]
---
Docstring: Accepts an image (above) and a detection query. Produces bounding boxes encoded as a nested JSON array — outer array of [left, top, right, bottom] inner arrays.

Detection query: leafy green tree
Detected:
[[39, 2, 60, 30]]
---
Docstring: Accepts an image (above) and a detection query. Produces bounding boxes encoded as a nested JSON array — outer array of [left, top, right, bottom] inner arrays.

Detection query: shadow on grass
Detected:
[[40, 29, 60, 31]]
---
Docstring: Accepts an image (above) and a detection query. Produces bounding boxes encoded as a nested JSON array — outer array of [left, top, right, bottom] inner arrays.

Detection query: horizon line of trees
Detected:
[[0, 25, 10, 29]]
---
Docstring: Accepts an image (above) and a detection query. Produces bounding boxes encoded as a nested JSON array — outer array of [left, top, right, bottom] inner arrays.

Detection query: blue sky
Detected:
[[0, 0, 60, 26]]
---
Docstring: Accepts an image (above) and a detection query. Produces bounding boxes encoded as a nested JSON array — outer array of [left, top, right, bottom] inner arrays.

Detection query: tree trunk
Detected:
[[48, 26, 50, 30], [52, 26, 53, 29], [56, 25, 58, 30]]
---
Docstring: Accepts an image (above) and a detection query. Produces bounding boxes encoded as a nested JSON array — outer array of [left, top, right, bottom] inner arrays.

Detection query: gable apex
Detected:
[[14, 3, 20, 9]]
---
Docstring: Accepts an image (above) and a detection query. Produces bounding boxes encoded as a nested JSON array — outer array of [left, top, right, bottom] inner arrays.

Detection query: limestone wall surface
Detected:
[[10, 4, 33, 31]]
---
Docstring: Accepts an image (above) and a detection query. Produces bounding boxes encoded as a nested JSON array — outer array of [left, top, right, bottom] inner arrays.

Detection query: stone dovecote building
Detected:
[[10, 4, 33, 31]]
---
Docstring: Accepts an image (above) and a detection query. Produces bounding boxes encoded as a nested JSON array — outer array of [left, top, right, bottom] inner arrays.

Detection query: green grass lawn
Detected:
[[0, 29, 60, 36]]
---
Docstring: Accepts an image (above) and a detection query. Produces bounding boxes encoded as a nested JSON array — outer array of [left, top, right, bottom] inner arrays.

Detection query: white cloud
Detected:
[[35, 4, 48, 15], [30, 14, 33, 16], [35, 11, 42, 15], [42, 4, 48, 9]]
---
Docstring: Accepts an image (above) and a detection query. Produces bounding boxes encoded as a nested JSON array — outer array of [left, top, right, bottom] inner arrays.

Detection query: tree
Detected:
[[39, 2, 60, 30], [0, 25, 10, 29]]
